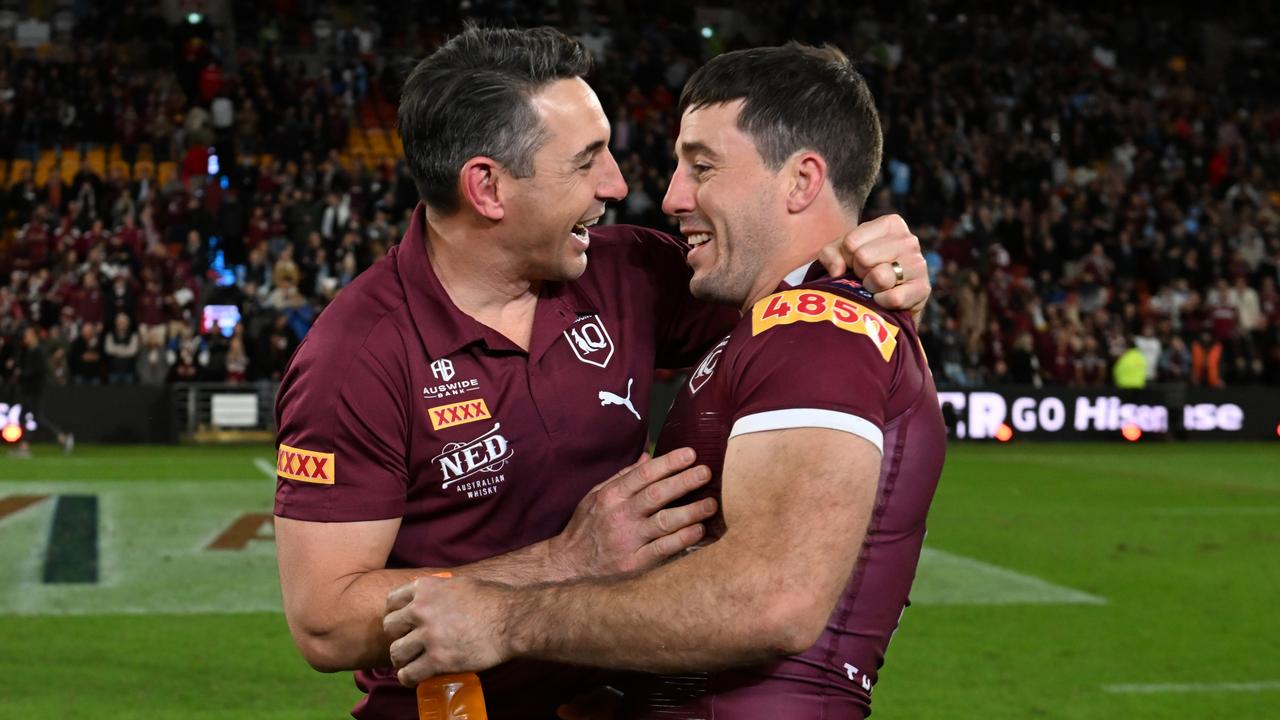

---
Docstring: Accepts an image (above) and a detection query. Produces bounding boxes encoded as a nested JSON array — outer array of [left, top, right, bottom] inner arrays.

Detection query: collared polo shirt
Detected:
[[274, 204, 734, 718]]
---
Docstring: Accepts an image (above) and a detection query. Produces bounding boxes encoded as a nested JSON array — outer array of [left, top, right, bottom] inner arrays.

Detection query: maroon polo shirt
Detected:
[[631, 265, 947, 719], [274, 204, 734, 719]]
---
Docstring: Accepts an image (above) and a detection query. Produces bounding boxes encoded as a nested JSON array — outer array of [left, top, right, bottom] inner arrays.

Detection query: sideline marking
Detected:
[[253, 458, 277, 479], [1103, 681, 1280, 694]]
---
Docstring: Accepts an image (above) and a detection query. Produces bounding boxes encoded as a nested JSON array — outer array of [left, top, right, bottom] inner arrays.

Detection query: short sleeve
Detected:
[[725, 291, 905, 455], [274, 336, 410, 521]]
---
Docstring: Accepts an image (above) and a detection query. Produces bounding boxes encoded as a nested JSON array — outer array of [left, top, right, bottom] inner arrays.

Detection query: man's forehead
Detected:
[[529, 77, 610, 157], [676, 99, 750, 154], [532, 78, 608, 129]]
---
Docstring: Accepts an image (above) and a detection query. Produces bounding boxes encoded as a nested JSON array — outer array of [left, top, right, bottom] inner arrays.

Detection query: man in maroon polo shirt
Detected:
[[274, 28, 933, 719], [382, 43, 947, 719]]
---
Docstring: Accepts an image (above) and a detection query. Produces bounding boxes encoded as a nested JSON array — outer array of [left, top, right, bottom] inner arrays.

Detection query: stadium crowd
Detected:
[[1, 1, 1278, 394]]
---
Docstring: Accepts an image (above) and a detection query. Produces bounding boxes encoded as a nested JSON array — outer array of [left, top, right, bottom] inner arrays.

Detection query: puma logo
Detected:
[[598, 377, 641, 421]]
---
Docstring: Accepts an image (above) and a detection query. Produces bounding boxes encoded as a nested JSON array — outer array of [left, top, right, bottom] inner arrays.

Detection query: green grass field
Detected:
[[2, 442, 1278, 718]]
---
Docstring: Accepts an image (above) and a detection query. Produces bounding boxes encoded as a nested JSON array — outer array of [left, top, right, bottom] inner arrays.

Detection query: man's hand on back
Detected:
[[816, 213, 931, 323]]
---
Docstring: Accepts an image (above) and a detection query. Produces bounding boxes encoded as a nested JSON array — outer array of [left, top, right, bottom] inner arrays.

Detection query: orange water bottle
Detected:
[[417, 672, 488, 719], [416, 572, 488, 720]]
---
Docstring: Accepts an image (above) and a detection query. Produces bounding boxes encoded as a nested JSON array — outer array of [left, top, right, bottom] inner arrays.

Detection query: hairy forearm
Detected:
[[292, 538, 567, 671], [506, 540, 804, 673]]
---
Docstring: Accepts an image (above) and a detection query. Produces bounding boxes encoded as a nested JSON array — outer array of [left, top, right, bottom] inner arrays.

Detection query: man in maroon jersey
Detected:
[[274, 28, 933, 719], [382, 43, 946, 719]]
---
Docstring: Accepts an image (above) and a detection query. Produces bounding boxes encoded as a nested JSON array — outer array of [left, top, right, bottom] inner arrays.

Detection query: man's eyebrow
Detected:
[[677, 140, 720, 161], [572, 140, 608, 165]]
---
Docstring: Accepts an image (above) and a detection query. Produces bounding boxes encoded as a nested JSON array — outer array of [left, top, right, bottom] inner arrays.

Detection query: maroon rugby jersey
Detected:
[[636, 264, 947, 719], [274, 204, 734, 719]]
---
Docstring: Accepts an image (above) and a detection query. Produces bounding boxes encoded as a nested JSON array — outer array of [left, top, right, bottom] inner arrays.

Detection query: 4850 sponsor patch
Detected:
[[750, 290, 899, 362]]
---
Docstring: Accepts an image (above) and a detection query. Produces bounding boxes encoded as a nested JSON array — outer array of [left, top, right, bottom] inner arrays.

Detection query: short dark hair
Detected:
[[397, 26, 593, 214], [679, 43, 883, 213]]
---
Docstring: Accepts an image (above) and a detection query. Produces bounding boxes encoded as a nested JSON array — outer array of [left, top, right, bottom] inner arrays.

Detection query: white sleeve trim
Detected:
[[729, 408, 883, 454]]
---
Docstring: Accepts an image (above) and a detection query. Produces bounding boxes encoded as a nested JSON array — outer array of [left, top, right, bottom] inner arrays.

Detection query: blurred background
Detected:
[[0, 1, 1277, 718]]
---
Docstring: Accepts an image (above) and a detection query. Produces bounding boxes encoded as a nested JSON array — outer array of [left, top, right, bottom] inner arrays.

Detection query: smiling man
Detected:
[[273, 27, 934, 719], [382, 43, 947, 719]]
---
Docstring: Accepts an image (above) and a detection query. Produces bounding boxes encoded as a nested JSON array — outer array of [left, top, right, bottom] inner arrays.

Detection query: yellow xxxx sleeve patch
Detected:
[[277, 444, 335, 484]]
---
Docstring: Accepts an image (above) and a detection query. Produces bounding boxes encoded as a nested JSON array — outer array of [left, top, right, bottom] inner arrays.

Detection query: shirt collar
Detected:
[[780, 259, 829, 289], [397, 203, 599, 358]]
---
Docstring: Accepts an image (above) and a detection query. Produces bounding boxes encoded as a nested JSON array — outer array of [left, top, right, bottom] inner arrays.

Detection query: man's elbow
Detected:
[[293, 633, 351, 673], [757, 592, 832, 657], [285, 614, 365, 673]]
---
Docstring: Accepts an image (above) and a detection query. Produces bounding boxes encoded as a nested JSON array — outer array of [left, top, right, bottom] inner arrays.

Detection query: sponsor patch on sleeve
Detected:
[[428, 398, 492, 431], [277, 444, 335, 485], [750, 290, 899, 361]]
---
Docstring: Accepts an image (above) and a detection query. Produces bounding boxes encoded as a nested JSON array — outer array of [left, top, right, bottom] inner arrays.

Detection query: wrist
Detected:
[[540, 536, 575, 583], [499, 585, 536, 659]]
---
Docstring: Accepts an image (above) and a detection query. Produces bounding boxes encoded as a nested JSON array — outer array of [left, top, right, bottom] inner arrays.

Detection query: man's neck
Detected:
[[424, 213, 541, 350], [739, 213, 857, 314]]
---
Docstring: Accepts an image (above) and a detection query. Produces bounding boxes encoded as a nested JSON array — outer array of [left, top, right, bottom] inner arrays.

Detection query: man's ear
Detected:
[[784, 151, 827, 214], [458, 157, 506, 221]]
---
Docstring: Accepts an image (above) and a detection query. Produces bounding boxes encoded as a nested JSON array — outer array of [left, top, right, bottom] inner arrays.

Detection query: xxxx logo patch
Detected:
[[276, 444, 335, 485], [429, 398, 492, 431]]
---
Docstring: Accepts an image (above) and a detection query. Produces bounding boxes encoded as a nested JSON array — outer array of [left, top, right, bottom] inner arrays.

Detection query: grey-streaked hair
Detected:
[[397, 25, 593, 214]]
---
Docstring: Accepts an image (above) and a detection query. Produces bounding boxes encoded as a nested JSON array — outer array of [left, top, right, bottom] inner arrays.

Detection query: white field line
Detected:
[[253, 458, 277, 479], [1103, 682, 1280, 694], [919, 548, 1107, 605]]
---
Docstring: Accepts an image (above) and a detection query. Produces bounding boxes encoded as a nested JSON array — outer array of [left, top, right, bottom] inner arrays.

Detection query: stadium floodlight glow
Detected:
[[188, 12, 202, 24], [1, 423, 22, 443], [1275, 423, 1280, 439], [701, 26, 714, 39], [994, 423, 1013, 443], [1121, 424, 1142, 442]]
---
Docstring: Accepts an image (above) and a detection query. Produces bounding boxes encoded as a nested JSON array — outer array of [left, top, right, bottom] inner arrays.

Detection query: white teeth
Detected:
[[584, 217, 600, 227], [687, 233, 712, 246]]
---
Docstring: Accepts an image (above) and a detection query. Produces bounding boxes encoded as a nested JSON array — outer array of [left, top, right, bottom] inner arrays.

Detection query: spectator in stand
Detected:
[[224, 335, 249, 384], [103, 312, 140, 384], [136, 328, 170, 386], [1191, 331, 1225, 388], [68, 321, 105, 384]]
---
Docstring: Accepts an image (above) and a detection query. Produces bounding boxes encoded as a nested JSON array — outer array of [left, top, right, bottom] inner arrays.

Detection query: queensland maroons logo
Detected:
[[564, 315, 615, 368], [688, 337, 730, 395]]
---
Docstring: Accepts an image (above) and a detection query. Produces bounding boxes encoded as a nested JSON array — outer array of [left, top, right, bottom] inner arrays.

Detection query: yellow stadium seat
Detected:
[[108, 144, 122, 160], [34, 164, 50, 187], [86, 148, 107, 176], [258, 153, 274, 167], [10, 159, 31, 187], [157, 161, 177, 187], [133, 160, 154, 181], [109, 160, 130, 178]]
